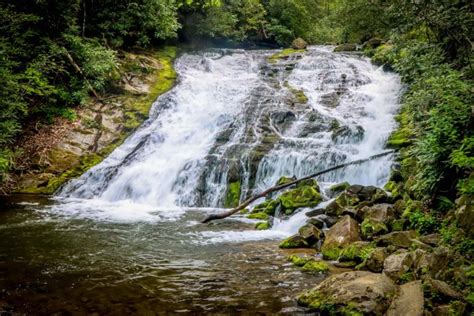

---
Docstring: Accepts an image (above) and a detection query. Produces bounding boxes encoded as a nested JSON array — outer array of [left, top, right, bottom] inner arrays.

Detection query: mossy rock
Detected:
[[334, 43, 357, 52], [252, 199, 280, 216], [330, 181, 350, 193], [338, 241, 376, 263], [302, 260, 329, 273], [279, 234, 309, 249], [292, 38, 308, 50], [224, 181, 241, 208], [268, 48, 304, 63], [276, 176, 296, 185], [247, 212, 269, 220], [361, 218, 389, 239], [255, 221, 270, 230], [296, 178, 320, 191], [279, 186, 322, 214], [287, 254, 313, 267], [298, 223, 323, 246]]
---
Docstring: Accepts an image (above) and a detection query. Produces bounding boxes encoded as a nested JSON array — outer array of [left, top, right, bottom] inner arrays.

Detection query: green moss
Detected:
[[339, 242, 376, 262], [279, 185, 322, 214], [283, 81, 308, 104], [391, 219, 406, 231], [330, 181, 350, 193], [322, 246, 343, 261], [287, 254, 312, 267], [268, 48, 304, 63], [279, 235, 308, 249], [302, 260, 330, 273], [255, 221, 270, 230], [277, 176, 296, 185], [252, 199, 280, 215], [247, 212, 269, 220], [361, 218, 388, 239], [224, 181, 241, 208]]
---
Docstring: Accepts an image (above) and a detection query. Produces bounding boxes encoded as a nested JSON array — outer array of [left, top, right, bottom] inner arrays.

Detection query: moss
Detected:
[[330, 181, 350, 193], [255, 221, 270, 230], [361, 218, 389, 239], [279, 235, 309, 249], [340, 304, 364, 316], [279, 185, 322, 214], [302, 260, 330, 273], [224, 181, 241, 208], [277, 176, 296, 185], [252, 199, 280, 215], [268, 48, 305, 63], [247, 212, 269, 220], [287, 254, 312, 267], [322, 246, 343, 261], [283, 81, 308, 104], [391, 219, 406, 231], [339, 242, 376, 263]]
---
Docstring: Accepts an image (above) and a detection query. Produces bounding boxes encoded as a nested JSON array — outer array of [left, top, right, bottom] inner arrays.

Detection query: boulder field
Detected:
[[248, 178, 472, 315]]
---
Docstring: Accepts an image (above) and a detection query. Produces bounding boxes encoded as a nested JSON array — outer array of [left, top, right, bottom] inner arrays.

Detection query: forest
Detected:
[[0, 0, 473, 314]]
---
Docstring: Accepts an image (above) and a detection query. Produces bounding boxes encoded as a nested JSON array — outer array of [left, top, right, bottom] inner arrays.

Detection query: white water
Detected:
[[55, 46, 401, 243]]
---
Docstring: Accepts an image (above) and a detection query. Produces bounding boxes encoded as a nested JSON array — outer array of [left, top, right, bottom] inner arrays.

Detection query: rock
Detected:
[[329, 181, 350, 194], [410, 239, 432, 251], [383, 250, 414, 280], [287, 254, 313, 267], [376, 230, 417, 248], [325, 191, 360, 216], [276, 175, 296, 185], [247, 212, 269, 220], [297, 271, 396, 314], [424, 278, 464, 301], [338, 241, 375, 263], [361, 203, 396, 223], [279, 235, 308, 249], [334, 43, 358, 52], [252, 199, 280, 215], [255, 221, 269, 230], [321, 215, 362, 260], [454, 194, 474, 237], [298, 224, 323, 246], [432, 301, 466, 316], [279, 185, 322, 215], [305, 208, 324, 217], [362, 38, 383, 50], [419, 233, 440, 247], [366, 247, 388, 272], [291, 38, 308, 50], [361, 218, 389, 239], [301, 260, 329, 273], [386, 281, 424, 316], [306, 217, 325, 229]]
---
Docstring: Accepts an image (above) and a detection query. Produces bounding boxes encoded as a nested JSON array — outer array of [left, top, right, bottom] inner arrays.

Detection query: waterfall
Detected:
[[58, 46, 401, 229]]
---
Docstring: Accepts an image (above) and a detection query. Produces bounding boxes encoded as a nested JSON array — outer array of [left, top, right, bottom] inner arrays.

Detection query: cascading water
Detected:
[[56, 46, 401, 240]]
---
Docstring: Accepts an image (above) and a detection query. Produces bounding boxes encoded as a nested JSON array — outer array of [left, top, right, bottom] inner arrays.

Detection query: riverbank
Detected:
[[8, 47, 177, 194]]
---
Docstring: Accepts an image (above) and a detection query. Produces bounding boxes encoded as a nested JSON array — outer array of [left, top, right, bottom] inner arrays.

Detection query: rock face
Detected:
[[387, 281, 424, 316], [297, 271, 397, 314], [376, 230, 417, 248], [321, 215, 361, 259], [291, 38, 308, 50]]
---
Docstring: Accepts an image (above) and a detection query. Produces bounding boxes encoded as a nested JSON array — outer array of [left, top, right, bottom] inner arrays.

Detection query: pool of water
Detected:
[[0, 194, 322, 314]]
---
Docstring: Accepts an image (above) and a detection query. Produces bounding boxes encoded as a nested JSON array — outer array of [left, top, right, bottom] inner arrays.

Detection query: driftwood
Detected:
[[201, 150, 395, 223]]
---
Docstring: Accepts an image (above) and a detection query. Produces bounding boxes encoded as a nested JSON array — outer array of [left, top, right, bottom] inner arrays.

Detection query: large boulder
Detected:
[[279, 185, 322, 215], [423, 278, 464, 302], [347, 184, 388, 203], [334, 43, 357, 52], [386, 281, 424, 316], [297, 271, 397, 314], [321, 215, 362, 260], [383, 250, 414, 280], [338, 241, 375, 263], [279, 234, 308, 249], [291, 38, 308, 50], [361, 203, 396, 222]]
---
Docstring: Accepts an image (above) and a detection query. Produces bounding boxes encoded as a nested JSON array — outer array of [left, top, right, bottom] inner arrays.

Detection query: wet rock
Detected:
[[362, 38, 383, 50], [334, 43, 358, 52], [306, 217, 325, 229], [287, 254, 313, 267], [387, 281, 424, 316], [276, 175, 296, 185], [255, 221, 269, 230], [383, 250, 414, 280], [347, 184, 388, 203], [366, 247, 389, 272], [298, 224, 323, 246], [376, 230, 417, 248], [410, 239, 432, 251], [279, 235, 308, 249], [305, 208, 324, 218], [297, 271, 396, 314], [291, 38, 308, 50], [247, 212, 269, 220], [321, 215, 362, 260], [325, 191, 360, 216], [424, 278, 464, 302], [252, 199, 280, 215]]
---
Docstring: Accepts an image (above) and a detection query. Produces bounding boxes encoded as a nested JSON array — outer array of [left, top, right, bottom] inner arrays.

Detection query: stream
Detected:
[[0, 46, 401, 314]]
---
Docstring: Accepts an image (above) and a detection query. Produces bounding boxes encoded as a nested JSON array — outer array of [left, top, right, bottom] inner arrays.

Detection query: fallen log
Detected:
[[201, 150, 395, 223]]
